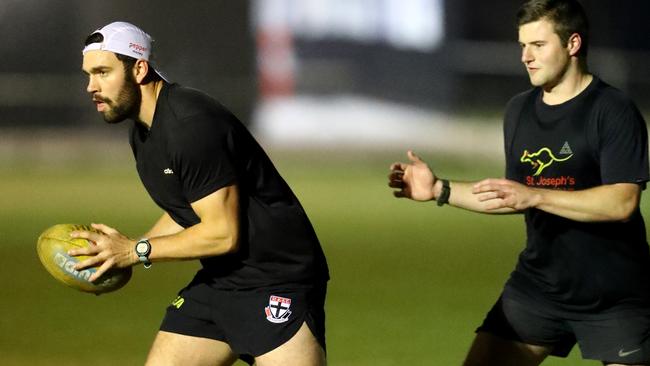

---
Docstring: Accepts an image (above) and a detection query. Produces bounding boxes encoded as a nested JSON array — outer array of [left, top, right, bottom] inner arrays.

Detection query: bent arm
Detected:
[[144, 212, 184, 238], [146, 184, 240, 262], [474, 178, 641, 222], [69, 185, 240, 280]]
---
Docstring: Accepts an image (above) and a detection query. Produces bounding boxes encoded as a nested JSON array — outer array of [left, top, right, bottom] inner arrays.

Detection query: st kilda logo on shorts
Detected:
[[265, 295, 292, 323]]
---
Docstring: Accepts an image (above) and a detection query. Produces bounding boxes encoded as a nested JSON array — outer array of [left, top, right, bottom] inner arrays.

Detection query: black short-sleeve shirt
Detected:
[[129, 83, 329, 289], [502, 77, 650, 316]]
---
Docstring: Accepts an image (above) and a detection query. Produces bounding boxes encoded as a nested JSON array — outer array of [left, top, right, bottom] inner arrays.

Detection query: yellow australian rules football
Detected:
[[36, 224, 132, 294]]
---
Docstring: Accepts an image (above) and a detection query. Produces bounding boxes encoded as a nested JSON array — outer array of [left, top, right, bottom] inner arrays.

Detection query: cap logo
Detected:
[[129, 42, 148, 54]]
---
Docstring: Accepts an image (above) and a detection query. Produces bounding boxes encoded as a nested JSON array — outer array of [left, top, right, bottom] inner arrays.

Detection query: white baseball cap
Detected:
[[83, 21, 168, 81]]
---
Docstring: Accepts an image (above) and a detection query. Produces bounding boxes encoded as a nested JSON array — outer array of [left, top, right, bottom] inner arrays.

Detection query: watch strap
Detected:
[[436, 179, 451, 206], [135, 238, 152, 269]]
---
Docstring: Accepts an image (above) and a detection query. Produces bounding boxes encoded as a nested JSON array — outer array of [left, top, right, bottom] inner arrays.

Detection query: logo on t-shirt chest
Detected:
[[138, 160, 184, 204], [520, 141, 576, 189]]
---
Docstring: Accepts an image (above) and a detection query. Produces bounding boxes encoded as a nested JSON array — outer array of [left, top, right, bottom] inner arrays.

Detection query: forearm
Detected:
[[147, 219, 238, 262], [436, 179, 518, 214], [532, 183, 639, 222], [144, 212, 184, 238], [389, 151, 517, 214], [71, 219, 238, 277]]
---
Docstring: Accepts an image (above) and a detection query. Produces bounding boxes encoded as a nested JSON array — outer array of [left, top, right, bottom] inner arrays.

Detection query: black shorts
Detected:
[[159, 277, 327, 364], [477, 295, 650, 363]]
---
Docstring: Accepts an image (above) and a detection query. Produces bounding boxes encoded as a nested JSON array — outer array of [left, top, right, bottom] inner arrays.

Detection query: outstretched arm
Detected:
[[388, 150, 518, 214]]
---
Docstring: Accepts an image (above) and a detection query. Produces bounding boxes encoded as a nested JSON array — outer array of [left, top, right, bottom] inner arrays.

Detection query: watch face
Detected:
[[136, 242, 149, 254]]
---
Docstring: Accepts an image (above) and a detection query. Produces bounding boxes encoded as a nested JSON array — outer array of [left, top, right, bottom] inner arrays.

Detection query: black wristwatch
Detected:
[[436, 179, 451, 206], [135, 238, 152, 268]]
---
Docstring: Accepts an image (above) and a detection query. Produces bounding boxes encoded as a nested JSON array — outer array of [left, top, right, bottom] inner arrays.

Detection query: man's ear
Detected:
[[133, 59, 150, 84], [567, 33, 582, 57]]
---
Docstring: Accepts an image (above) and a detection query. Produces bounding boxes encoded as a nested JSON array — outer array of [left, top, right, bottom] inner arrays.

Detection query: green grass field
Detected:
[[1, 144, 629, 365]]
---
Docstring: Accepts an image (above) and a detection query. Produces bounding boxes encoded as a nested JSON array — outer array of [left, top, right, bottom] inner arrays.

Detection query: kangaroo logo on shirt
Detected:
[[265, 295, 292, 323], [520, 145, 573, 176]]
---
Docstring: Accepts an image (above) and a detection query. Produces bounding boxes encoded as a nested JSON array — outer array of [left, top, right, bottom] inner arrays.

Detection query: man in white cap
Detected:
[[74, 21, 329, 366]]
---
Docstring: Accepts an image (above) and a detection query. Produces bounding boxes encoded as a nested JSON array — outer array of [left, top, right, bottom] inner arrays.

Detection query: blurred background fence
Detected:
[[1, 0, 648, 146]]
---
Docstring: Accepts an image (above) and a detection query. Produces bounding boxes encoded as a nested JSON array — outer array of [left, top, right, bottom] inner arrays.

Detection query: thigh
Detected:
[[155, 278, 241, 364], [572, 312, 650, 364], [255, 322, 326, 366], [467, 295, 577, 365], [463, 331, 551, 366], [220, 284, 327, 358], [145, 331, 238, 366]]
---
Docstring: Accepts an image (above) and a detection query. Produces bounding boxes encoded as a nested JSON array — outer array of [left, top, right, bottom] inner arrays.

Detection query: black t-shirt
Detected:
[[502, 77, 650, 316], [129, 83, 329, 289]]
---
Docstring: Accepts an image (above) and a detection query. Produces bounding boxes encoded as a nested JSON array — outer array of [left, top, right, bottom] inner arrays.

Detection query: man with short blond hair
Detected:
[[389, 1, 650, 365]]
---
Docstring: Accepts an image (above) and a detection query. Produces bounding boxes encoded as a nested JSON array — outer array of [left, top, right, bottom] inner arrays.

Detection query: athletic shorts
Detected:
[[477, 295, 650, 363], [159, 277, 327, 365]]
